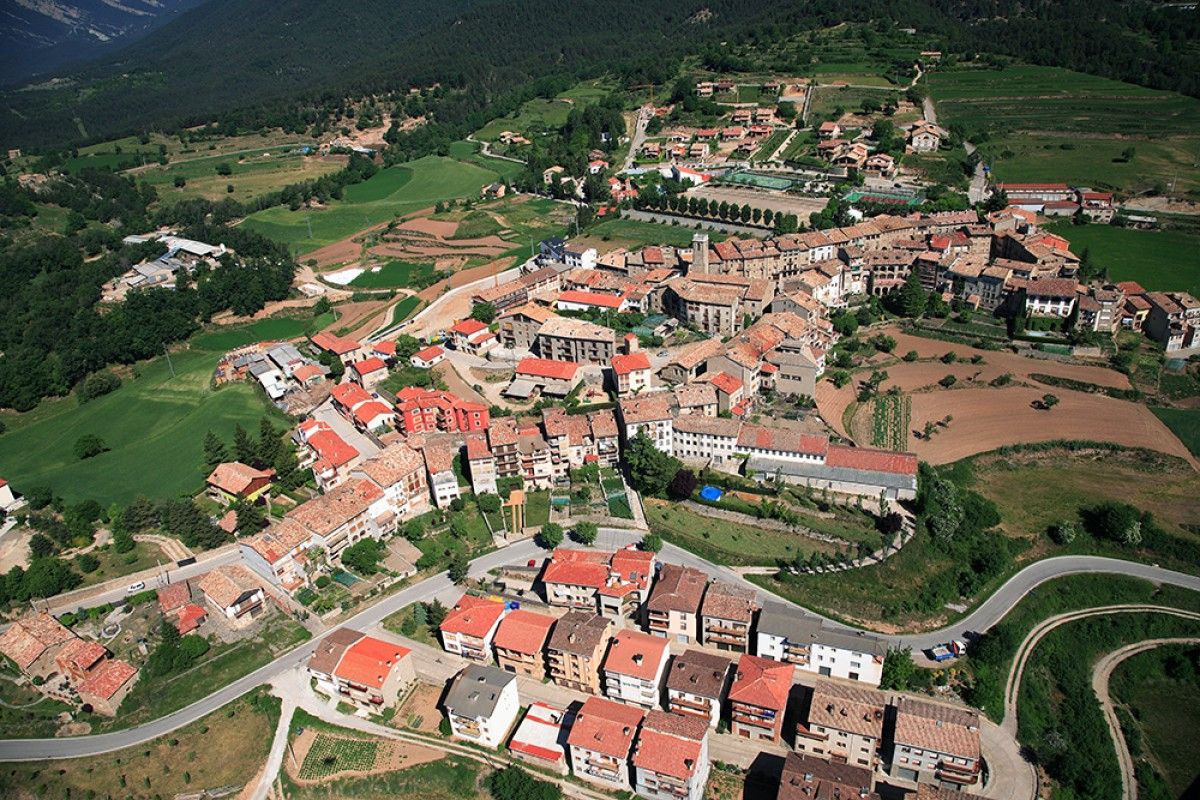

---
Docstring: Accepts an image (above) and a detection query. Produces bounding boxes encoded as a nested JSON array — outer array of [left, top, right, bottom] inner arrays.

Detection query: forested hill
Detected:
[[0, 0, 1195, 151]]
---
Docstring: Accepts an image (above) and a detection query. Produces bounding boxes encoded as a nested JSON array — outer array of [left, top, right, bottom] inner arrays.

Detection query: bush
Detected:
[[641, 533, 662, 552], [1049, 520, 1078, 545], [315, 575, 332, 589], [77, 371, 122, 404], [73, 434, 108, 460], [75, 553, 100, 573], [478, 493, 502, 514], [902, 350, 919, 362], [939, 374, 957, 388]]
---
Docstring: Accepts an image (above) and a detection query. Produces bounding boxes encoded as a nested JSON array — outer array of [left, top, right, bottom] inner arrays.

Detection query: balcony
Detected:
[[703, 629, 748, 646], [669, 694, 713, 714], [795, 722, 828, 741]]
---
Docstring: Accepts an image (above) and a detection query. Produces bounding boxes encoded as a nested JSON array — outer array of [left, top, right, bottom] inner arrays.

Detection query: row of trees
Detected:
[[634, 191, 800, 233]]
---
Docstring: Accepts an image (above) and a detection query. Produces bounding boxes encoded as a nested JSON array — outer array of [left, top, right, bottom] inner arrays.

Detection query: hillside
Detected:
[[0, 0, 210, 85]]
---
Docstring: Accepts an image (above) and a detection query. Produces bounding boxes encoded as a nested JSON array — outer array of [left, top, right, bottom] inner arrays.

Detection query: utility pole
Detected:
[[163, 343, 176, 378]]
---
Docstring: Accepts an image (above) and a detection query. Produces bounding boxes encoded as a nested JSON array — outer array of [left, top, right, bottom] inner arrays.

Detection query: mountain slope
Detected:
[[0, 0, 210, 85]]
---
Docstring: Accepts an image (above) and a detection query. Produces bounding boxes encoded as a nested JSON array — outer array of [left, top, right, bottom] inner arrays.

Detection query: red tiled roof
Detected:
[[78, 658, 137, 701], [633, 710, 708, 779], [175, 604, 207, 634], [543, 548, 611, 588], [737, 424, 829, 457], [604, 629, 669, 680], [516, 357, 579, 382], [611, 352, 651, 376], [373, 340, 397, 356], [206, 461, 273, 496], [451, 319, 489, 336], [559, 290, 623, 309], [331, 382, 374, 408], [567, 696, 646, 758], [156, 582, 191, 614], [311, 332, 361, 355], [998, 183, 1069, 191], [334, 636, 411, 689], [0, 613, 75, 669], [413, 345, 444, 362], [825, 444, 918, 476], [352, 400, 394, 427], [293, 363, 324, 382], [352, 357, 388, 377], [55, 638, 107, 673], [305, 429, 359, 467], [493, 610, 556, 655], [729, 654, 792, 710], [707, 372, 742, 396], [440, 595, 505, 638]]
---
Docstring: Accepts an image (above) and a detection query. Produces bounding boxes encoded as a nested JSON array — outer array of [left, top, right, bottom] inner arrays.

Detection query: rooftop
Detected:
[[493, 610, 556, 655], [604, 629, 670, 680], [334, 635, 411, 689], [646, 563, 708, 615], [206, 461, 273, 496], [804, 680, 888, 739], [77, 658, 138, 701], [666, 649, 732, 698], [566, 696, 646, 758], [632, 710, 708, 779], [619, 391, 675, 424], [445, 664, 516, 719], [547, 610, 612, 655], [893, 698, 981, 760], [728, 653, 793, 710], [0, 613, 76, 670], [516, 357, 580, 382], [701, 580, 758, 623], [440, 594, 506, 639], [197, 564, 261, 609], [611, 351, 652, 376]]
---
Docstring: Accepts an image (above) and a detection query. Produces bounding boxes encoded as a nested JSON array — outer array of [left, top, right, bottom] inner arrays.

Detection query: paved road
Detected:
[[621, 107, 651, 173], [3, 535, 1198, 761]]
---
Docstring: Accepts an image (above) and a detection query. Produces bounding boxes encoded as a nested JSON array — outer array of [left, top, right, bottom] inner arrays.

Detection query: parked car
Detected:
[[126, 581, 146, 593], [928, 640, 966, 662]]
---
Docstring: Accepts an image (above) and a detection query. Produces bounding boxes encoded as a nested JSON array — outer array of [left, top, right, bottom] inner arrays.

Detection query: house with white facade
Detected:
[[445, 664, 521, 748]]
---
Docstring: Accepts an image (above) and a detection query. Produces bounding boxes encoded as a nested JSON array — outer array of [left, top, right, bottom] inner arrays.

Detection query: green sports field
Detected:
[[349, 260, 438, 289], [0, 317, 320, 506], [1045, 222, 1200, 298], [241, 155, 505, 253]]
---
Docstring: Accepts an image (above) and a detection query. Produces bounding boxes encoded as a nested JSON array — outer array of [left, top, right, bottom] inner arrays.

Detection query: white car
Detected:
[[126, 581, 146, 593]]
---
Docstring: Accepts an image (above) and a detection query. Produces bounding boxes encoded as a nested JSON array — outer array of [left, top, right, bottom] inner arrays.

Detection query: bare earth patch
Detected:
[[287, 729, 443, 785]]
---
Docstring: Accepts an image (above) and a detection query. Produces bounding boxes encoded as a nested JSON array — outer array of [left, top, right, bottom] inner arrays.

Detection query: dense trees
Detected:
[[625, 431, 682, 498]]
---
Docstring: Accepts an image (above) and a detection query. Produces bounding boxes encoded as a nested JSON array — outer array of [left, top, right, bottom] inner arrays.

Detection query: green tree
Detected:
[[203, 430, 229, 469], [478, 493, 502, 514], [471, 302, 497, 324], [641, 533, 663, 552], [1041, 393, 1059, 410], [233, 501, 265, 536], [896, 270, 927, 318], [667, 468, 697, 500], [538, 522, 564, 549], [574, 521, 598, 545], [233, 423, 257, 464], [447, 551, 469, 584], [73, 434, 108, 460], [257, 417, 282, 468], [625, 431, 681, 498], [450, 515, 469, 538], [341, 538, 384, 575], [487, 765, 561, 800], [880, 647, 916, 690]]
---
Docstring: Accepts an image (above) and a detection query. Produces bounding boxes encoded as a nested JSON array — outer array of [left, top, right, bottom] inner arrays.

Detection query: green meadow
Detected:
[[1046, 222, 1200, 298]]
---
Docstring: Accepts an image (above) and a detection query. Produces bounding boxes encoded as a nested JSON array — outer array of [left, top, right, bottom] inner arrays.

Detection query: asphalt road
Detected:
[[2, 531, 1197, 761]]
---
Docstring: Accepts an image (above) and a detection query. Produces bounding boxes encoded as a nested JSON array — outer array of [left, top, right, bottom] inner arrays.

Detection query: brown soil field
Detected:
[[288, 729, 443, 785], [400, 217, 459, 237], [395, 682, 445, 733], [898, 385, 1195, 465], [436, 362, 489, 406]]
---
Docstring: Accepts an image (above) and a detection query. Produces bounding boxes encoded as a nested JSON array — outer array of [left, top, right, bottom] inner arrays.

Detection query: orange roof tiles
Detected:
[[305, 428, 360, 468], [440, 595, 506, 639], [330, 382, 373, 408], [559, 290, 624, 309], [54, 638, 107, 673], [706, 372, 742, 396], [451, 319, 490, 336], [611, 351, 651, 376], [516, 357, 579, 382], [311, 332, 362, 355], [543, 548, 611, 588], [604, 629, 669, 680], [825, 444, 918, 476], [729, 654, 793, 711], [567, 696, 645, 758], [206, 461, 273, 496], [334, 636, 411, 689], [78, 658, 137, 700], [737, 424, 828, 457], [351, 357, 388, 376], [157, 581, 191, 614], [0, 613, 75, 669], [633, 710, 708, 779], [175, 604, 207, 635], [493, 610, 556, 655]]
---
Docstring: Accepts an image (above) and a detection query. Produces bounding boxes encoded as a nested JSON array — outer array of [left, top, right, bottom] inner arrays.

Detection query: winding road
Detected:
[[1, 532, 1198, 761]]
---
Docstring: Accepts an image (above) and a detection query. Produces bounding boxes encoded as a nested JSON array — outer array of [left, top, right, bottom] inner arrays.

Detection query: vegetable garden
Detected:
[[871, 393, 911, 451], [298, 734, 379, 779]]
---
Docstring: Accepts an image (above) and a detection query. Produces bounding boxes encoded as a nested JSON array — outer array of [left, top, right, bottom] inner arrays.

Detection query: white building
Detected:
[[618, 392, 675, 454], [632, 710, 712, 800], [755, 602, 886, 686], [445, 664, 521, 748], [603, 629, 671, 708]]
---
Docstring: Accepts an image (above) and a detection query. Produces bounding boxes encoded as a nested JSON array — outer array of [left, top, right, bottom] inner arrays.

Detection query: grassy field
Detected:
[[1045, 222, 1200, 298], [390, 296, 423, 326], [77, 541, 164, 588], [645, 499, 833, 567], [928, 64, 1200, 193], [243, 155, 507, 253], [809, 86, 901, 119], [1151, 407, 1200, 457], [350, 260, 439, 289], [140, 147, 342, 204], [0, 689, 279, 800], [0, 315, 321, 506], [750, 129, 790, 162], [1111, 644, 1200, 798], [476, 98, 575, 141], [445, 140, 524, 180], [0, 677, 74, 739], [282, 753, 480, 800]]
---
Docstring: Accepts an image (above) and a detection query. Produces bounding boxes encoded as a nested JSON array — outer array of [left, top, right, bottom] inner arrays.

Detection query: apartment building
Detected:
[[567, 696, 646, 789], [394, 387, 490, 435], [632, 710, 712, 800], [618, 391, 675, 453], [795, 680, 888, 769], [450, 319, 499, 355], [665, 649, 733, 728], [535, 315, 616, 364], [306, 629, 415, 710], [662, 278, 744, 336], [671, 415, 741, 467], [1145, 291, 1200, 352], [445, 664, 521, 748], [728, 654, 794, 742], [645, 564, 708, 644], [439, 595, 507, 663], [493, 609, 556, 678], [541, 407, 620, 477], [284, 478, 383, 563], [778, 753, 880, 800], [612, 350, 653, 396], [756, 602, 887, 686], [602, 547, 657, 621], [422, 442, 460, 509], [673, 382, 719, 417], [546, 611, 613, 694], [465, 432, 497, 495], [889, 698, 982, 789], [659, 337, 724, 385], [603, 629, 671, 708], [543, 548, 613, 610], [700, 580, 758, 652], [239, 517, 316, 593], [498, 303, 560, 350], [351, 441, 430, 529]]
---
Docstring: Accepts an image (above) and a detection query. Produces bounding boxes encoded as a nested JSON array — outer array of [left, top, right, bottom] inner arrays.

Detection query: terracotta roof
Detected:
[[493, 610, 556, 655], [706, 372, 743, 396], [647, 564, 707, 615], [0, 613, 75, 669], [78, 658, 137, 701], [516, 357, 579, 382], [673, 382, 718, 409], [305, 427, 360, 468], [604, 629, 669, 680], [893, 698, 981, 759], [701, 580, 757, 623], [1022, 277, 1079, 299], [611, 351, 651, 376], [559, 290, 623, 309], [672, 415, 741, 437], [197, 564, 261, 609], [287, 478, 382, 537], [352, 400, 394, 428], [737, 424, 829, 457], [440, 594, 506, 639], [373, 340, 397, 356], [293, 363, 324, 382], [499, 302, 559, 324], [157, 581, 191, 614], [311, 332, 362, 355], [175, 603, 207, 634], [778, 752, 877, 800], [309, 628, 366, 675], [54, 637, 107, 674], [729, 654, 792, 710], [334, 635, 411, 689], [465, 432, 492, 460], [422, 441, 457, 475], [619, 391, 675, 424], [451, 319, 490, 336], [567, 696, 645, 758], [825, 444, 918, 476], [242, 517, 312, 564], [536, 315, 615, 342], [804, 680, 887, 739], [548, 611, 612, 655], [351, 357, 388, 377], [206, 462, 273, 496], [331, 382, 373, 408], [668, 337, 724, 371], [632, 710, 708, 779], [666, 649, 732, 698], [413, 345, 444, 362], [543, 548, 611, 589], [354, 442, 424, 488]]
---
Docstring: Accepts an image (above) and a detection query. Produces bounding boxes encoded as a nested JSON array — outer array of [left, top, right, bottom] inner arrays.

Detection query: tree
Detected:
[[624, 431, 681, 498], [447, 551, 469, 583], [895, 270, 927, 318], [1049, 520, 1078, 545], [29, 533, 56, 558], [203, 431, 229, 469], [1041, 393, 1059, 410], [488, 765, 562, 800], [478, 493, 502, 514], [73, 434, 108, 460], [425, 599, 448, 626], [113, 528, 137, 554], [667, 468, 697, 500], [641, 533, 662, 552], [257, 417, 282, 468], [538, 522, 564, 549], [471, 302, 497, 324], [574, 521, 598, 545], [880, 647, 916, 690], [341, 538, 385, 575], [232, 423, 257, 464], [233, 501, 265, 536], [75, 553, 100, 573], [174, 176, 187, 188]]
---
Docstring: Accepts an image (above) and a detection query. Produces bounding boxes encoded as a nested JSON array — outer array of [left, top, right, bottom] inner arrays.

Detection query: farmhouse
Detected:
[[197, 564, 266, 627]]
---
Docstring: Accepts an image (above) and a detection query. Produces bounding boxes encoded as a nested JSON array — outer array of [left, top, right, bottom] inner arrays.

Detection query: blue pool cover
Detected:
[[699, 486, 723, 501]]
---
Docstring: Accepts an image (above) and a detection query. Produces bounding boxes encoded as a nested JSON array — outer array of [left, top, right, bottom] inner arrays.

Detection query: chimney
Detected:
[[633, 653, 644, 665], [692, 232, 710, 275]]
